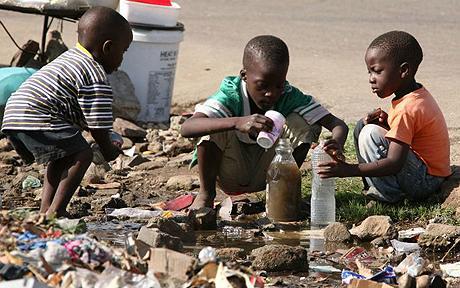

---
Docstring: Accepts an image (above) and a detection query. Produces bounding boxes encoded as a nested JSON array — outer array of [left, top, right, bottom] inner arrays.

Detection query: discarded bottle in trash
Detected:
[[198, 246, 217, 264], [266, 138, 301, 222], [311, 141, 336, 226]]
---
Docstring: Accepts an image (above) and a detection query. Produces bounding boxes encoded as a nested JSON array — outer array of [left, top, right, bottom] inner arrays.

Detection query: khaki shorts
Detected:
[[197, 113, 322, 193]]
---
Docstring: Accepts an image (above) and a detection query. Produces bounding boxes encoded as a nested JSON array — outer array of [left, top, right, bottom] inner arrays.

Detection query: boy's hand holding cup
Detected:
[[256, 110, 286, 149]]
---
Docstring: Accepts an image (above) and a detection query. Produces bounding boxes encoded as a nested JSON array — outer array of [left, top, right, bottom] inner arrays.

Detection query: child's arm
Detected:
[[90, 129, 121, 161], [180, 112, 274, 139], [318, 139, 410, 178], [316, 114, 349, 160]]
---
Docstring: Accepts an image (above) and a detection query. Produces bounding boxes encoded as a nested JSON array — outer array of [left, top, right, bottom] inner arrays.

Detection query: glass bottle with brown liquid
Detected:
[[266, 138, 301, 222]]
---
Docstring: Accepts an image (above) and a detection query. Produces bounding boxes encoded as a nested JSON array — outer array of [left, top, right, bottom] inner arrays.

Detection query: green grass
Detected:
[[302, 124, 457, 225]]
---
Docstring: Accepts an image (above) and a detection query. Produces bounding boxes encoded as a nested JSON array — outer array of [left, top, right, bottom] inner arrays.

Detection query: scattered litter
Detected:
[[340, 247, 377, 268], [123, 146, 136, 157], [218, 197, 233, 221], [395, 252, 425, 277], [398, 227, 425, 240], [310, 264, 341, 273], [222, 226, 246, 239], [198, 246, 217, 265], [56, 218, 87, 234], [342, 265, 396, 285], [347, 279, 395, 288], [164, 194, 195, 211], [107, 207, 163, 218], [149, 248, 194, 281], [86, 182, 121, 190], [21, 175, 41, 190], [440, 262, 460, 277], [390, 239, 420, 253], [0, 277, 51, 288]]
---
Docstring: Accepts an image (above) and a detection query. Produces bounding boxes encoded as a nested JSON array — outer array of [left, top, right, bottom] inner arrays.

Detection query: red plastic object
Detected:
[[127, 0, 172, 6], [164, 194, 195, 211]]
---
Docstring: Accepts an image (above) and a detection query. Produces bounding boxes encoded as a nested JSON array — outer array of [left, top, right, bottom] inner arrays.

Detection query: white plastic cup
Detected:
[[257, 110, 286, 149]]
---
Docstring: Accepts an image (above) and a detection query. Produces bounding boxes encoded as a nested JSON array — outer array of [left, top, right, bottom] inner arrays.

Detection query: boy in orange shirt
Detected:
[[318, 31, 451, 203]]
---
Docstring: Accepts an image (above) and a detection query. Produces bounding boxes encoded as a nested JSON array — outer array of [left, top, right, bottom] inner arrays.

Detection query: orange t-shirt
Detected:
[[386, 87, 451, 177]]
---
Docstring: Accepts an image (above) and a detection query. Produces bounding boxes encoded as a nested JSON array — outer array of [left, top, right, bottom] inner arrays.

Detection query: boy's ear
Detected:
[[240, 69, 247, 81], [102, 40, 113, 55], [400, 62, 410, 79]]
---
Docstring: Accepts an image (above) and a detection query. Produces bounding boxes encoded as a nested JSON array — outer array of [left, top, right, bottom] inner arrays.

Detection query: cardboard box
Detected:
[[149, 248, 194, 281], [348, 279, 396, 288]]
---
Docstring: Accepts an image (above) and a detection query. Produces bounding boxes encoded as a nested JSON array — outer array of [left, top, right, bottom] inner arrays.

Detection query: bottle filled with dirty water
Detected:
[[266, 138, 301, 222], [311, 141, 336, 227]]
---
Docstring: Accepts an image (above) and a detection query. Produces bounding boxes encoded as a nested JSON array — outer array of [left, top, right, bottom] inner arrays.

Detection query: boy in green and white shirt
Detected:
[[181, 35, 348, 209]]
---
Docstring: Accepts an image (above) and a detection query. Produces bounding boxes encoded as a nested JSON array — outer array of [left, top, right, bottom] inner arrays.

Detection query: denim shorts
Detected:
[[3, 128, 90, 165]]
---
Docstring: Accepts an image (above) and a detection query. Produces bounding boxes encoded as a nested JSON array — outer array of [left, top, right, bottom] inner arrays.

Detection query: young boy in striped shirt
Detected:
[[181, 35, 349, 209], [1, 7, 133, 217]]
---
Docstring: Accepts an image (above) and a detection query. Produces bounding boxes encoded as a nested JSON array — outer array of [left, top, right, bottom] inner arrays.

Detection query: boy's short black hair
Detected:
[[78, 7, 130, 47], [368, 31, 423, 70], [243, 35, 289, 69]]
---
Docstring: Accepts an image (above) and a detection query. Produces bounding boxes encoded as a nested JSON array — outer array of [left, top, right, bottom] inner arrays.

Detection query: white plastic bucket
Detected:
[[120, 25, 184, 123]]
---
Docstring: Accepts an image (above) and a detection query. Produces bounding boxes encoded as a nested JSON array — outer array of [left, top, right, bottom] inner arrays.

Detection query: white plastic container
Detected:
[[119, 0, 180, 27], [310, 142, 336, 227], [257, 110, 286, 149], [120, 26, 184, 123]]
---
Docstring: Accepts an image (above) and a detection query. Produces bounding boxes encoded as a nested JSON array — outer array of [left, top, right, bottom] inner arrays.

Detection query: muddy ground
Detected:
[[1, 111, 460, 287]]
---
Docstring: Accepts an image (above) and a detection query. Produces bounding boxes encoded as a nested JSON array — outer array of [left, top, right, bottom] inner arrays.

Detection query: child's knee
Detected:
[[76, 147, 93, 166], [359, 124, 386, 142], [358, 124, 389, 156]]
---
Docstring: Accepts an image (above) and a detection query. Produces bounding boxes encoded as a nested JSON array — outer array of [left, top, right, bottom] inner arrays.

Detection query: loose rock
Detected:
[[166, 175, 199, 191], [148, 218, 195, 243], [166, 153, 193, 168], [418, 223, 460, 249], [441, 166, 460, 211], [91, 197, 126, 212], [108, 70, 140, 122], [121, 137, 133, 149], [349, 215, 394, 240], [147, 142, 163, 154], [113, 118, 147, 139], [188, 207, 217, 230], [323, 222, 351, 242], [216, 248, 245, 262], [250, 244, 308, 272], [0, 138, 13, 152], [163, 137, 194, 157], [126, 155, 149, 168], [134, 160, 164, 171], [136, 226, 183, 251]]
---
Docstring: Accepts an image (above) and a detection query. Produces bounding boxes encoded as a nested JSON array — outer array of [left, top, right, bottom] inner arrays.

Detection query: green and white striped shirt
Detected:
[[1, 47, 113, 132], [195, 76, 330, 127]]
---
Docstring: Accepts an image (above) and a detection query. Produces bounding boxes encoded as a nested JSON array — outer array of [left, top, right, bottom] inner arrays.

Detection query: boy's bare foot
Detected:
[[189, 192, 215, 210], [46, 209, 72, 219]]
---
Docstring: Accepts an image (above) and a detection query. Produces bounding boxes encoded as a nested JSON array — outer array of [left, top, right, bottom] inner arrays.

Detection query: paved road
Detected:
[[1, 1, 459, 160]]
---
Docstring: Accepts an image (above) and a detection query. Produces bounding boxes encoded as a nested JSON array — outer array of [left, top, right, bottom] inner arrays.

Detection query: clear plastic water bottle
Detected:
[[310, 141, 336, 226]]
